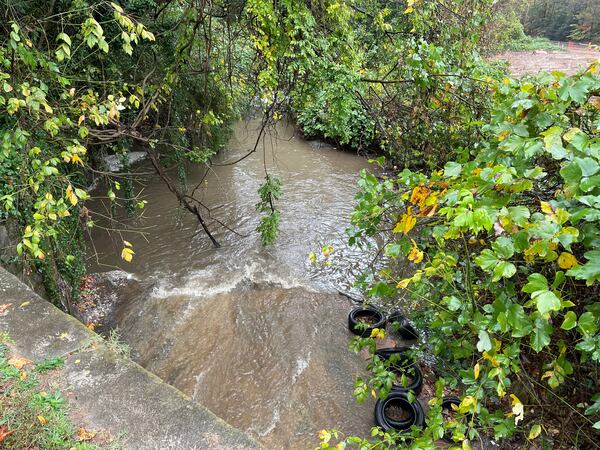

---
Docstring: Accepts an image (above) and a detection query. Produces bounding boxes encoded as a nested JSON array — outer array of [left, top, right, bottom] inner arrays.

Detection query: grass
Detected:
[[502, 36, 563, 52], [0, 341, 111, 449]]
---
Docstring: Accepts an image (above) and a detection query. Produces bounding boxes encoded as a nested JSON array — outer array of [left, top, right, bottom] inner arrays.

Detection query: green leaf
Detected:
[[475, 249, 498, 270], [567, 251, 600, 285], [507, 304, 533, 337], [531, 317, 552, 352], [560, 311, 577, 330], [522, 273, 548, 294], [444, 162, 462, 178], [477, 330, 492, 352], [56, 32, 71, 46], [528, 424, 541, 440], [493, 261, 516, 281], [507, 206, 530, 226], [541, 126, 566, 159], [492, 236, 514, 259], [559, 162, 582, 184], [574, 157, 599, 177], [577, 312, 598, 335], [533, 290, 561, 315], [384, 243, 402, 258], [567, 79, 591, 103]]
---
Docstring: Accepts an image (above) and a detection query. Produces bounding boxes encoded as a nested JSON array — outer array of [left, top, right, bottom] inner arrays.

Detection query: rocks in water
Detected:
[[102, 152, 147, 172], [74, 271, 141, 335]]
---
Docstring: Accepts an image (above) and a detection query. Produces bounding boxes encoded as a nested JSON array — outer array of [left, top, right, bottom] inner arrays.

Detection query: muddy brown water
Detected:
[[87, 121, 379, 448]]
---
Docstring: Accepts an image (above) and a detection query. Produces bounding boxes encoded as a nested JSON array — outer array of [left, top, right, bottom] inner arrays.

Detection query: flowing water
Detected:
[[87, 121, 378, 449]]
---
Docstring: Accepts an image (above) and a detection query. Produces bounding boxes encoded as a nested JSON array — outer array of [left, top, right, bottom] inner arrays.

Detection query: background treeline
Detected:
[[523, 0, 600, 44]]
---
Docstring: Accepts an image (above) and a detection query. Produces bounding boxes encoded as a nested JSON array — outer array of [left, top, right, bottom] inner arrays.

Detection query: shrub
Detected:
[[325, 63, 600, 448]]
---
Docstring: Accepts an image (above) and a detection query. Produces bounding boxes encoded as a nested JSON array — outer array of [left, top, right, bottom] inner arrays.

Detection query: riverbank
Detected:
[[0, 267, 262, 450]]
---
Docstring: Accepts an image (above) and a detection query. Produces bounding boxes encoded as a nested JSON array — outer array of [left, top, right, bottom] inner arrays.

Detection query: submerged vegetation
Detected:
[[1, 0, 599, 448]]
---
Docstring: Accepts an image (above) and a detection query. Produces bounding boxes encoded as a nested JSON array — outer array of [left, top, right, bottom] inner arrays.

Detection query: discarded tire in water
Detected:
[[375, 347, 423, 395], [388, 311, 419, 340], [374, 391, 425, 431], [348, 307, 386, 337]]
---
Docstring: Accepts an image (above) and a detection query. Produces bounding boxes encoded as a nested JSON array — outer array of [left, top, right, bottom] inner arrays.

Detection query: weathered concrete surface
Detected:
[[0, 267, 262, 450]]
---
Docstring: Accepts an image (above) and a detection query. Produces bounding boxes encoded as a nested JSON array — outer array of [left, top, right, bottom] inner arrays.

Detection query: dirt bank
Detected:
[[495, 42, 599, 76]]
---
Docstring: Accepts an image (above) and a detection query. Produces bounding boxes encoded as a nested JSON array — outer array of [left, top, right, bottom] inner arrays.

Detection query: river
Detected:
[[87, 120, 377, 448]]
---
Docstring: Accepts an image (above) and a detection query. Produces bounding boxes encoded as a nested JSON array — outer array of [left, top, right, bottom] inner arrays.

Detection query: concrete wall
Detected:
[[0, 267, 262, 450]]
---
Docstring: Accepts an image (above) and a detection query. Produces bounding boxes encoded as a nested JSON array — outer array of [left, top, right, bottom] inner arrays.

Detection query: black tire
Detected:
[[374, 348, 423, 395], [374, 391, 425, 431], [441, 396, 465, 443], [389, 311, 419, 340], [348, 307, 386, 337]]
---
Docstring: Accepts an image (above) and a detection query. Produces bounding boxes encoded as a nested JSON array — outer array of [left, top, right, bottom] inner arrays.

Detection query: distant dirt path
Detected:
[[495, 42, 599, 76]]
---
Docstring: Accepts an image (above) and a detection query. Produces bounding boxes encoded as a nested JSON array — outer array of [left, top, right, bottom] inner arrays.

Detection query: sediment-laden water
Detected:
[[87, 121, 377, 448]]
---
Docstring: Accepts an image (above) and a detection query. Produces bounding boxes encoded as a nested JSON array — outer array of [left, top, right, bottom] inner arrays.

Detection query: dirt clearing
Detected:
[[495, 42, 599, 76]]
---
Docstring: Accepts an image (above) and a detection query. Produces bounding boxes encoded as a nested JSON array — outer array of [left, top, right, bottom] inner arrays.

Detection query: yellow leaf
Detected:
[[558, 252, 578, 269], [121, 247, 134, 263], [394, 210, 416, 234], [66, 185, 77, 206], [459, 395, 476, 414], [76, 427, 97, 442], [408, 239, 424, 264], [462, 440, 472, 450], [473, 362, 480, 380], [370, 328, 385, 340], [321, 245, 334, 257], [8, 356, 32, 369], [19, 370, 27, 381], [37, 415, 47, 426], [404, 6, 414, 13], [528, 424, 542, 440], [396, 278, 411, 289], [540, 201, 553, 215], [410, 186, 430, 207], [71, 154, 84, 166]]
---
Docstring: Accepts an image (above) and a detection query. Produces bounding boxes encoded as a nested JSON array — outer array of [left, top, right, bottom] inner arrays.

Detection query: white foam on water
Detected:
[[149, 261, 319, 301], [292, 352, 310, 383], [253, 406, 281, 438]]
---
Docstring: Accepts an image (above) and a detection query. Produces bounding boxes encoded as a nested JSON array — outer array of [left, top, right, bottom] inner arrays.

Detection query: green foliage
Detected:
[[286, 1, 503, 167], [256, 175, 282, 246], [0, 343, 104, 449], [524, 0, 600, 44], [336, 63, 600, 448], [501, 36, 563, 52]]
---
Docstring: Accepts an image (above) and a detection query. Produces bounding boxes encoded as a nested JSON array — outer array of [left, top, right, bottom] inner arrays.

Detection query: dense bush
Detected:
[[320, 63, 600, 448]]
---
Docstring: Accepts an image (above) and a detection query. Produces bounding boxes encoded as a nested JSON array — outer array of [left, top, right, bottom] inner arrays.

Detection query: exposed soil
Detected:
[[390, 362, 416, 387], [384, 402, 411, 422], [495, 42, 599, 76], [442, 407, 455, 422], [355, 313, 377, 325]]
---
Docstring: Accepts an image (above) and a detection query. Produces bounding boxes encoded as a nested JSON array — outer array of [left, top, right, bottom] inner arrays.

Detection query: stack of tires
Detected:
[[348, 307, 425, 432]]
